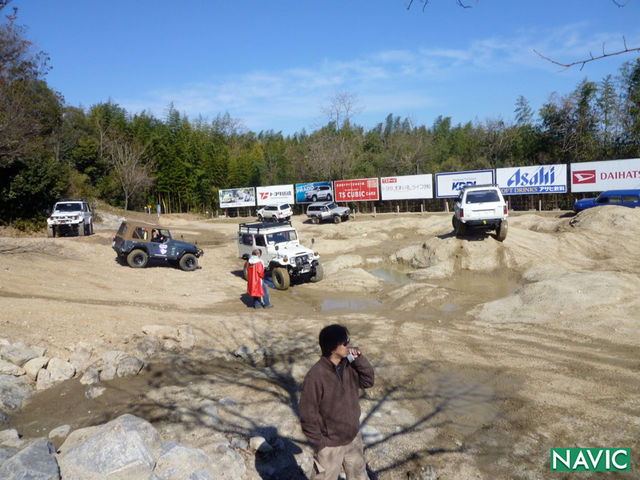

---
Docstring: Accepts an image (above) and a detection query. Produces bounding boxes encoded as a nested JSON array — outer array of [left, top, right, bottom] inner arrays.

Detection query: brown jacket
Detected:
[[299, 355, 375, 450]]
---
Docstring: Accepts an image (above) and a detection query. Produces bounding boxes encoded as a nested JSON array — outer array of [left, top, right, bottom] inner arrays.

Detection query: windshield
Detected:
[[54, 203, 82, 212], [266, 230, 297, 244], [327, 203, 338, 209]]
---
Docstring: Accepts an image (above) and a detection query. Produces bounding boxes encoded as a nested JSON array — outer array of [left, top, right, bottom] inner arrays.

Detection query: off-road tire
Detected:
[[89, 221, 94, 235], [310, 263, 324, 282], [452, 215, 457, 230], [496, 219, 508, 242], [258, 214, 264, 222], [327, 194, 332, 201], [454, 217, 466, 237], [333, 215, 341, 224], [312, 195, 317, 202], [179, 253, 198, 271], [127, 249, 148, 268], [271, 267, 290, 290], [311, 216, 320, 224], [243, 261, 248, 281], [47, 227, 54, 238], [78, 222, 85, 236]]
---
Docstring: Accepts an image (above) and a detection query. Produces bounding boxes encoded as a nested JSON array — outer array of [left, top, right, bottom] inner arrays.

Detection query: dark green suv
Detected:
[[112, 220, 203, 271]]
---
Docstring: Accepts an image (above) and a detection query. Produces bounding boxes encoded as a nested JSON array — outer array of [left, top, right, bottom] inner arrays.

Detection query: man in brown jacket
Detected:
[[299, 324, 375, 480]]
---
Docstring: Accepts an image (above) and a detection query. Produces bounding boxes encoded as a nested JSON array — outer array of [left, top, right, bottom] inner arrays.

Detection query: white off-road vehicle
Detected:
[[256, 203, 292, 222], [306, 202, 351, 224], [452, 185, 508, 241], [238, 221, 323, 290], [47, 199, 93, 237]]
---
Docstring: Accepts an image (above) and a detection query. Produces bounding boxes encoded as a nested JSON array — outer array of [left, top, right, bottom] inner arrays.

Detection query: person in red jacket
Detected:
[[299, 324, 375, 479], [246, 249, 271, 308]]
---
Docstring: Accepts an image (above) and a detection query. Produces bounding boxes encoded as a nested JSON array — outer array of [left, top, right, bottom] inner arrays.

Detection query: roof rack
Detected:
[[239, 220, 293, 234]]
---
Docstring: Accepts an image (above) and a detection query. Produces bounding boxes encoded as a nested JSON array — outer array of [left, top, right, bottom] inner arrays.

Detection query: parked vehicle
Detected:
[[306, 202, 351, 224], [305, 185, 333, 202], [46, 199, 93, 237], [112, 220, 203, 271], [238, 221, 322, 290], [256, 203, 293, 222], [573, 189, 640, 213], [452, 185, 508, 241]]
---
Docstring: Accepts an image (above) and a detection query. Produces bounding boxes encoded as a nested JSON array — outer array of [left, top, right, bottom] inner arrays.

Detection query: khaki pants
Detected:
[[311, 432, 369, 480]]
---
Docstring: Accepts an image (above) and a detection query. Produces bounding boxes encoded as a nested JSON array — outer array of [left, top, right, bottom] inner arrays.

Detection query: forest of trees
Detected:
[[1, 2, 639, 227]]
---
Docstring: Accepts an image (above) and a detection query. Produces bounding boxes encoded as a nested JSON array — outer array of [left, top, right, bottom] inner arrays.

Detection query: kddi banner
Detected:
[[380, 174, 433, 201], [496, 164, 567, 195], [255, 184, 295, 206], [571, 158, 640, 193], [435, 169, 494, 198]]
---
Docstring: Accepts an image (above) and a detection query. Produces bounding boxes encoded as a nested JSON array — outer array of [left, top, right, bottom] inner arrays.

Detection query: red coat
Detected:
[[246, 257, 265, 297]]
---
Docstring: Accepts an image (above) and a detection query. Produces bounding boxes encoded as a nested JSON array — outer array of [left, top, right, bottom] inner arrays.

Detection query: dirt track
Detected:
[[1, 207, 639, 478]]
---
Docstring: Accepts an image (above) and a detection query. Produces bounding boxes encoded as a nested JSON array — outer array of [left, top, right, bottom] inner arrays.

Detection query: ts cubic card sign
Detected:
[[334, 178, 379, 202]]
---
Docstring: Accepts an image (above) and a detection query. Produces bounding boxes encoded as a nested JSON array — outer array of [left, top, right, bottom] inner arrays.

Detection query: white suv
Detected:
[[257, 203, 292, 222], [47, 199, 93, 237], [305, 185, 333, 202], [452, 185, 508, 241], [238, 221, 322, 290]]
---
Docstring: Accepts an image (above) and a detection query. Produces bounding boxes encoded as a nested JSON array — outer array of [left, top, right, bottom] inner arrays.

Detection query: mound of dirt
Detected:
[[569, 205, 640, 232]]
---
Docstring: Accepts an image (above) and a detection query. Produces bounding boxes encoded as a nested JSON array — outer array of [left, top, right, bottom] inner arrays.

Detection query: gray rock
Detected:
[[84, 385, 105, 400], [0, 360, 24, 377], [0, 342, 39, 367], [47, 358, 76, 382], [201, 443, 246, 479], [0, 446, 18, 465], [116, 355, 144, 377], [48, 425, 71, 441], [360, 424, 384, 444], [0, 429, 22, 448], [154, 442, 213, 480], [408, 465, 438, 480], [219, 397, 237, 407], [23, 357, 50, 380], [176, 325, 196, 350], [36, 369, 53, 391], [0, 374, 32, 410], [136, 337, 160, 358], [58, 414, 162, 479], [249, 436, 273, 453], [230, 437, 248, 450], [68, 343, 94, 372], [79, 367, 100, 385], [199, 402, 220, 426], [0, 439, 60, 480]]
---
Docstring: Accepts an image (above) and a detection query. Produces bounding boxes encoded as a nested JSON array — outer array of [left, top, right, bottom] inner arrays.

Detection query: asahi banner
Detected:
[[435, 169, 494, 198], [256, 184, 295, 206], [380, 174, 433, 200], [496, 164, 567, 195], [334, 178, 379, 202], [219, 188, 256, 209], [571, 158, 640, 193]]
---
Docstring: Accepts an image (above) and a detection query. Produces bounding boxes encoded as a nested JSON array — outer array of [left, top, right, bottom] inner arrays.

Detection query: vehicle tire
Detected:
[[47, 227, 54, 238], [452, 215, 457, 230], [243, 261, 248, 281], [455, 218, 466, 237], [89, 221, 94, 235], [179, 253, 198, 271], [127, 249, 148, 268], [78, 222, 85, 236], [327, 194, 332, 201], [312, 195, 317, 202], [496, 219, 508, 242], [312, 216, 320, 224], [258, 214, 264, 222], [271, 267, 290, 290], [333, 215, 341, 224], [310, 263, 324, 282]]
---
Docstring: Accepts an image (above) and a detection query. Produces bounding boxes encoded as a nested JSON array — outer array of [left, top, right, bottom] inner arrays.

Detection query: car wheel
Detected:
[[179, 253, 198, 271], [496, 219, 508, 242], [333, 215, 341, 224], [312, 216, 320, 224], [327, 194, 332, 201], [258, 214, 264, 222], [78, 222, 85, 236], [312, 195, 317, 202], [89, 221, 94, 235], [455, 218, 466, 237], [310, 263, 323, 282], [47, 227, 54, 238], [127, 249, 148, 268], [243, 261, 248, 281], [452, 215, 457, 230], [271, 267, 290, 290]]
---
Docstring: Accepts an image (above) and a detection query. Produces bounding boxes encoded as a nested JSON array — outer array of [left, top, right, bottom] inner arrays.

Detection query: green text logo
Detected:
[[550, 448, 630, 471]]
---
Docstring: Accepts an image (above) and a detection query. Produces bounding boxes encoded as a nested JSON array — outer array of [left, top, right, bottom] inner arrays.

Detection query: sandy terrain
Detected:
[[1, 206, 639, 478]]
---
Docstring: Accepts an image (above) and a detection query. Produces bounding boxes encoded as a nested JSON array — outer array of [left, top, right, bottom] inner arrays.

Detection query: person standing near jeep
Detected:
[[299, 324, 375, 480], [246, 249, 271, 308]]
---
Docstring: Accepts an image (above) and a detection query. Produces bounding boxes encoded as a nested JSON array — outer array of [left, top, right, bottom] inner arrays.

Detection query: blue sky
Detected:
[[13, 0, 640, 135]]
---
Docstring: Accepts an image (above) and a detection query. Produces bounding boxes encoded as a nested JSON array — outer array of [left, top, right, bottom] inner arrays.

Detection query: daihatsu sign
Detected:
[[571, 158, 640, 193]]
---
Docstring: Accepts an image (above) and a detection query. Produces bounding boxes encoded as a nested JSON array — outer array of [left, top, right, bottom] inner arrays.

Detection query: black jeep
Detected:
[[112, 220, 203, 271]]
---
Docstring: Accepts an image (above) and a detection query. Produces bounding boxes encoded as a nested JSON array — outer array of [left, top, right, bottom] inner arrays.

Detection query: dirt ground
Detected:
[[1, 206, 639, 479]]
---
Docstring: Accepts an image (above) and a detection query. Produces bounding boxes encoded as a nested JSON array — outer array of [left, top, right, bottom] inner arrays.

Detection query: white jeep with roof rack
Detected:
[[238, 221, 323, 290], [452, 184, 508, 241], [46, 199, 93, 237]]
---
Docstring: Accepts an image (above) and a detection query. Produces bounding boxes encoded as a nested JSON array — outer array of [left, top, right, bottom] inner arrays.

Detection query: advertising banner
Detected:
[[571, 158, 640, 193], [496, 164, 567, 195], [435, 169, 494, 198], [380, 174, 433, 200], [219, 187, 256, 209], [334, 178, 379, 202], [256, 184, 295, 206], [295, 181, 334, 204]]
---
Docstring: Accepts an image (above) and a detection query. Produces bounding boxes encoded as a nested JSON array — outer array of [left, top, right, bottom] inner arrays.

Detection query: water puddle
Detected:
[[369, 267, 414, 285], [321, 298, 382, 312]]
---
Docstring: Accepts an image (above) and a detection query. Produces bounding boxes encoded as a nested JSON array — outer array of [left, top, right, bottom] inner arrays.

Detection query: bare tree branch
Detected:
[[534, 36, 640, 71]]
